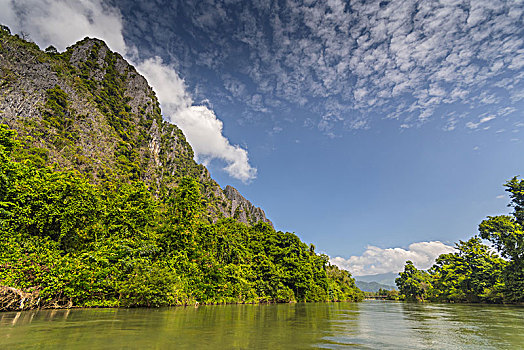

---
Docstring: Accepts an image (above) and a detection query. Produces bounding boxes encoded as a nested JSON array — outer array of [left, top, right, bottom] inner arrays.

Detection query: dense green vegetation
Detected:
[[0, 125, 363, 308], [396, 180, 524, 303]]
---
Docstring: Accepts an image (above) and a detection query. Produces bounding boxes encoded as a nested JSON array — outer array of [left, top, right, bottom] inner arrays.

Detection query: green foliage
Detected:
[[397, 238, 510, 304], [116, 260, 192, 307], [45, 45, 58, 54], [478, 177, 524, 302], [4, 166, 99, 251], [383, 289, 400, 300], [0, 126, 362, 308], [395, 261, 431, 301], [42, 85, 79, 149], [43, 86, 70, 128], [326, 264, 364, 302], [0, 124, 17, 153], [0, 24, 11, 35], [429, 237, 506, 303], [99, 181, 157, 241]]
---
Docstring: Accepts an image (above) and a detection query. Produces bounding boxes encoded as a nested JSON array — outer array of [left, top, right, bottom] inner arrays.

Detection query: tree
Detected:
[[429, 237, 506, 303], [479, 177, 524, 302], [396, 261, 431, 301], [159, 177, 205, 255], [170, 177, 205, 227], [1, 160, 99, 252], [0, 25, 11, 34], [45, 45, 58, 54]]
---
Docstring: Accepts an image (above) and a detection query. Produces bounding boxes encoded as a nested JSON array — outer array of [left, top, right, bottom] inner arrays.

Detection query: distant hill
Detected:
[[355, 272, 399, 287], [355, 280, 396, 293]]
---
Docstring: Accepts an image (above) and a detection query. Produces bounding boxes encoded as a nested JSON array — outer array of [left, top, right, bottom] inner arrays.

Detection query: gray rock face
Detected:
[[224, 185, 273, 228], [0, 29, 272, 227]]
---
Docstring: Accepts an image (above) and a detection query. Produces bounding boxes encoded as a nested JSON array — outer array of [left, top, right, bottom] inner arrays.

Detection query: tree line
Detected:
[[396, 179, 524, 303], [0, 125, 363, 309]]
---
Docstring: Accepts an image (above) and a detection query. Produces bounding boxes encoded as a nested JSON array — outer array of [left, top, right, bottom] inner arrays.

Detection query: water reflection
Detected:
[[0, 304, 340, 349], [0, 301, 522, 349], [399, 302, 524, 349]]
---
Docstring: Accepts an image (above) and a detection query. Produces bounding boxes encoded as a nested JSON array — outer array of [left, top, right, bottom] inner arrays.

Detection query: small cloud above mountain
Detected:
[[330, 241, 456, 276]]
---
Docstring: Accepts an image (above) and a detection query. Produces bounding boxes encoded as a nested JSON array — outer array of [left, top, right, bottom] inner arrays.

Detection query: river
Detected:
[[1, 301, 522, 349]]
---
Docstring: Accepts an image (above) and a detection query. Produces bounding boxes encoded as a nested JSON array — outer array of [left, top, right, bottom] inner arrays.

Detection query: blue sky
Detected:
[[1, 0, 523, 275]]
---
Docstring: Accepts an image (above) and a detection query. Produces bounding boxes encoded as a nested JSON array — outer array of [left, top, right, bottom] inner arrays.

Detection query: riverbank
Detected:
[[0, 285, 363, 312]]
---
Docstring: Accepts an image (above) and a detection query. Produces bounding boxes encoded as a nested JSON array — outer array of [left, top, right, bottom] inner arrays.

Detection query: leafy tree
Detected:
[[479, 177, 524, 302], [99, 181, 157, 241], [396, 261, 431, 301], [0, 25, 11, 34], [326, 263, 364, 301], [0, 124, 17, 153], [45, 45, 58, 54], [429, 237, 506, 303], [159, 177, 206, 256], [393, 178, 524, 304]]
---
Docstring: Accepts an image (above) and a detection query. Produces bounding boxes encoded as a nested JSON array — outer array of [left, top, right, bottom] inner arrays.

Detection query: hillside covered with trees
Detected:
[[0, 120, 363, 310]]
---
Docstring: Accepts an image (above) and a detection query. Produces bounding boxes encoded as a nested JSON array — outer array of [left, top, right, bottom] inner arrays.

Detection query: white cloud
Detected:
[[480, 115, 496, 123], [0, 0, 126, 53], [0, 0, 256, 182], [136, 57, 256, 182], [330, 241, 456, 276]]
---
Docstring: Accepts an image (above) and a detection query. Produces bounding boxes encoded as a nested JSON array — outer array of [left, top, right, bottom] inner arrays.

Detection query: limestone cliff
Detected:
[[224, 186, 273, 228], [0, 27, 271, 226]]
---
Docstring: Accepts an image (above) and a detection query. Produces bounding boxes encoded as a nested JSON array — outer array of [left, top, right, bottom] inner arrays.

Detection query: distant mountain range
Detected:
[[355, 281, 396, 293], [354, 272, 399, 290]]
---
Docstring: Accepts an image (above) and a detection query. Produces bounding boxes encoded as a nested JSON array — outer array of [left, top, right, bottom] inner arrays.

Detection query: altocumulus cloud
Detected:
[[0, 0, 256, 182], [113, 0, 524, 134], [330, 241, 456, 276]]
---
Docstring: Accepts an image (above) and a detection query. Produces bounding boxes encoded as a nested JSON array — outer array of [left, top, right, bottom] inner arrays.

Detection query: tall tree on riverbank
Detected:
[[429, 237, 506, 303], [395, 261, 431, 301], [479, 177, 524, 303]]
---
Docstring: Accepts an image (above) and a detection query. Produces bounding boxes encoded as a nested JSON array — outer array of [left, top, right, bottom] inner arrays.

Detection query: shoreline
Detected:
[[1, 285, 363, 312]]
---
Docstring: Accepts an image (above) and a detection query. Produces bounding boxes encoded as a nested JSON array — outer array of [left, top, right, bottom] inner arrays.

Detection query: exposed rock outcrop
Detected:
[[224, 185, 273, 228]]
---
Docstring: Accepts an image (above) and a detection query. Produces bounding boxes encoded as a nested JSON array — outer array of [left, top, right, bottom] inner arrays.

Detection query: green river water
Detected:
[[0, 300, 522, 349]]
